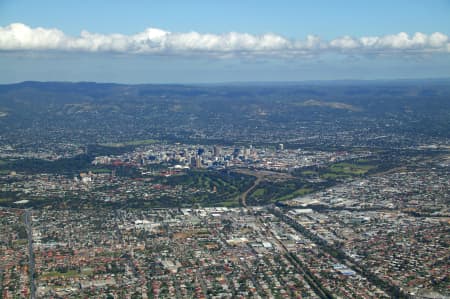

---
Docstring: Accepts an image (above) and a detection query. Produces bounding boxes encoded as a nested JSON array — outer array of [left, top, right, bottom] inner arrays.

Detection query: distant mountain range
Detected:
[[0, 80, 449, 148]]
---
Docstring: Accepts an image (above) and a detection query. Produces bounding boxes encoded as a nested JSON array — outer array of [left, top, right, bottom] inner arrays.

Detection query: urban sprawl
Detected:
[[1, 141, 449, 299]]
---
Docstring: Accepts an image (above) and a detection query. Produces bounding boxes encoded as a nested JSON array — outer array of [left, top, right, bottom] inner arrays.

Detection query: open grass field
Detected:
[[328, 162, 375, 175], [41, 270, 80, 279], [276, 187, 313, 202]]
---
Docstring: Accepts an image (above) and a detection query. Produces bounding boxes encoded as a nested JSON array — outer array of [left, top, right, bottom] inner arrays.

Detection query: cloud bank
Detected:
[[1, 23, 449, 58]]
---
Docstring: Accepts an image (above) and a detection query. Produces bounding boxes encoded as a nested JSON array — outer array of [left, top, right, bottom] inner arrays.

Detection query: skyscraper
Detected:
[[213, 145, 221, 157]]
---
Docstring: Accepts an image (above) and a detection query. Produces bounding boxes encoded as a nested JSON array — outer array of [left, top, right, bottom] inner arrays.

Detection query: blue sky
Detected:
[[1, 0, 450, 83]]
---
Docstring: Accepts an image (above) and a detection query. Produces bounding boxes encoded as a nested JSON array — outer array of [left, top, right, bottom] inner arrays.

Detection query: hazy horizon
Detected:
[[1, 1, 450, 83]]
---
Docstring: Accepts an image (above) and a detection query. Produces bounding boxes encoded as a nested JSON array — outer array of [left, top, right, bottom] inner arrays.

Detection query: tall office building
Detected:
[[195, 156, 202, 168], [233, 148, 240, 158], [213, 145, 221, 157]]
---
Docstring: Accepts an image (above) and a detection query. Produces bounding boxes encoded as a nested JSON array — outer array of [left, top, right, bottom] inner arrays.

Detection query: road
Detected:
[[234, 168, 293, 207], [270, 207, 407, 298], [24, 209, 36, 299], [239, 176, 262, 207], [260, 216, 332, 299]]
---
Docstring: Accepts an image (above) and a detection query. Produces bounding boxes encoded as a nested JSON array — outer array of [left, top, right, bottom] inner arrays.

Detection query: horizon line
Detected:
[[1, 77, 450, 86]]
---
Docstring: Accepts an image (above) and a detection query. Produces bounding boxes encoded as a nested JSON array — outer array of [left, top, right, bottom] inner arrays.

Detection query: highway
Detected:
[[239, 176, 262, 207], [25, 209, 36, 299]]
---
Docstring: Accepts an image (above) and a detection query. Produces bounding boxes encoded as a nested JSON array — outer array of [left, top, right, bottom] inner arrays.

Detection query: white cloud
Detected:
[[0, 23, 449, 58], [330, 36, 360, 49], [429, 32, 448, 48]]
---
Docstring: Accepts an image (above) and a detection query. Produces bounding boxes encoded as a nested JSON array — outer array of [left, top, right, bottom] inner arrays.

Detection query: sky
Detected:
[[1, 0, 450, 83]]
